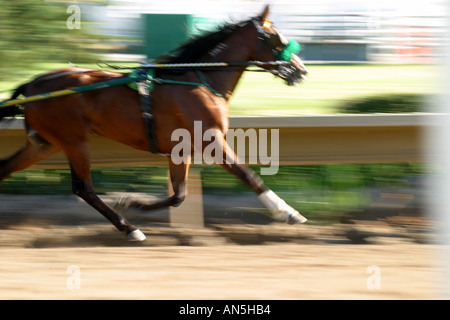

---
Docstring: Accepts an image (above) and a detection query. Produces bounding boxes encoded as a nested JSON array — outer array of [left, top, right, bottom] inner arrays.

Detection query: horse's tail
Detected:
[[0, 83, 27, 121]]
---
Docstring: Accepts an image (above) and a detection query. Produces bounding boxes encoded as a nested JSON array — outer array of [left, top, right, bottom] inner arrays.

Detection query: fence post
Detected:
[[169, 167, 204, 228]]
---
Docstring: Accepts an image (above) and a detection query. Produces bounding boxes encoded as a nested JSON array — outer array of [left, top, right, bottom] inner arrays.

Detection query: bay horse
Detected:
[[0, 5, 308, 241]]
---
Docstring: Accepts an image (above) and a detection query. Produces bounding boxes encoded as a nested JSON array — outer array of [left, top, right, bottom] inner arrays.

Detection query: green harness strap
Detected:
[[127, 68, 223, 98], [127, 69, 156, 92]]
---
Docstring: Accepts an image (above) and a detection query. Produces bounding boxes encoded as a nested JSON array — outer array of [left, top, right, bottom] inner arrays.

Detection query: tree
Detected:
[[0, 0, 99, 73]]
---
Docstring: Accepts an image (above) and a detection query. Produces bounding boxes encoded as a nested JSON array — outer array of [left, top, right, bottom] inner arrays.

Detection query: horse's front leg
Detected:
[[114, 157, 190, 212], [218, 141, 307, 224]]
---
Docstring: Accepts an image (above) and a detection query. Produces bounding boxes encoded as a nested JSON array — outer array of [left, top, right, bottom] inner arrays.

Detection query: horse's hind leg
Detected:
[[115, 157, 190, 211], [63, 142, 146, 241], [0, 134, 58, 183]]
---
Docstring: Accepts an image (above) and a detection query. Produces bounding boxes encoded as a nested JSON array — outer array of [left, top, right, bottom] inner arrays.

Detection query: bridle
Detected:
[[251, 18, 304, 85], [93, 19, 304, 89]]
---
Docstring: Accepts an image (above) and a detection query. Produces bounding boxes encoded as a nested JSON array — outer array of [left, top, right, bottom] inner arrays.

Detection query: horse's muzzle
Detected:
[[280, 54, 308, 86]]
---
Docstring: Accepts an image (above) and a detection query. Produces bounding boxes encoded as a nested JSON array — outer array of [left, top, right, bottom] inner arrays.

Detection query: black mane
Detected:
[[157, 18, 254, 63]]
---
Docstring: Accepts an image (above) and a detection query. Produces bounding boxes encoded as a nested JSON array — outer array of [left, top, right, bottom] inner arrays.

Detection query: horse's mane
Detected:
[[157, 17, 255, 63]]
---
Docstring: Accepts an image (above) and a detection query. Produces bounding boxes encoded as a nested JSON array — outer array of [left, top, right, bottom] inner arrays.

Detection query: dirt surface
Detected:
[[0, 194, 446, 300]]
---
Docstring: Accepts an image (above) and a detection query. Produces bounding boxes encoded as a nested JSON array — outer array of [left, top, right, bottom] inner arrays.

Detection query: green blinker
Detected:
[[275, 39, 301, 61]]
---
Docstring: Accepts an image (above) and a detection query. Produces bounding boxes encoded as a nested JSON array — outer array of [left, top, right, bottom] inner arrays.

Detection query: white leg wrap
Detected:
[[259, 190, 307, 224], [128, 229, 146, 241]]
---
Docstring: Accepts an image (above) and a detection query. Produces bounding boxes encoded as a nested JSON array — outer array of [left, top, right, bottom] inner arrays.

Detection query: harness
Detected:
[[136, 69, 159, 154], [123, 60, 299, 155], [125, 65, 244, 155]]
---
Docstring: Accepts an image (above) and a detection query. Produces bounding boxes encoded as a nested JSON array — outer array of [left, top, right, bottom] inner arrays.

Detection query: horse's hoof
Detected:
[[259, 190, 307, 225], [128, 229, 146, 241], [287, 212, 307, 225]]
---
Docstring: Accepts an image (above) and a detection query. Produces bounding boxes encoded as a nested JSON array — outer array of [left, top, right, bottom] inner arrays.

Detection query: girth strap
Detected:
[[136, 70, 159, 154]]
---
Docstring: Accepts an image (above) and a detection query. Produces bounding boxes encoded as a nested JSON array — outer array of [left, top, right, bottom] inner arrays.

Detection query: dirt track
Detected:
[[0, 194, 445, 300], [0, 238, 442, 300]]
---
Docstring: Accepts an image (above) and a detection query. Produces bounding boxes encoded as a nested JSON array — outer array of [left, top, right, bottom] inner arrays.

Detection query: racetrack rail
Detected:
[[0, 114, 432, 168]]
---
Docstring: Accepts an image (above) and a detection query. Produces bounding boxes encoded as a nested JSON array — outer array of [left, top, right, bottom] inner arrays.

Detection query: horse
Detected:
[[0, 5, 308, 241]]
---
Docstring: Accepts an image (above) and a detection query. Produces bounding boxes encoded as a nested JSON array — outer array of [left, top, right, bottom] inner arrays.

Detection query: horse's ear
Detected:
[[259, 4, 270, 22]]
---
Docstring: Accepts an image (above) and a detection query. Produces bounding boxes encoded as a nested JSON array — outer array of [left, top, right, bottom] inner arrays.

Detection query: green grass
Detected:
[[201, 163, 423, 223], [229, 64, 437, 115], [0, 166, 169, 196]]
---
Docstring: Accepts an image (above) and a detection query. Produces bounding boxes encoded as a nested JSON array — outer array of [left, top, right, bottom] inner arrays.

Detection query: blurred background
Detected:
[[1, 0, 449, 298]]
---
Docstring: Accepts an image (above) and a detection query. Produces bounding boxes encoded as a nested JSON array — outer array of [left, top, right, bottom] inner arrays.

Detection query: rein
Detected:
[[97, 60, 291, 70], [98, 60, 293, 98]]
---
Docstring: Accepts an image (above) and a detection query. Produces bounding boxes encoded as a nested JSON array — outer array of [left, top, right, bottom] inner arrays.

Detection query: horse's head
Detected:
[[250, 5, 308, 86]]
